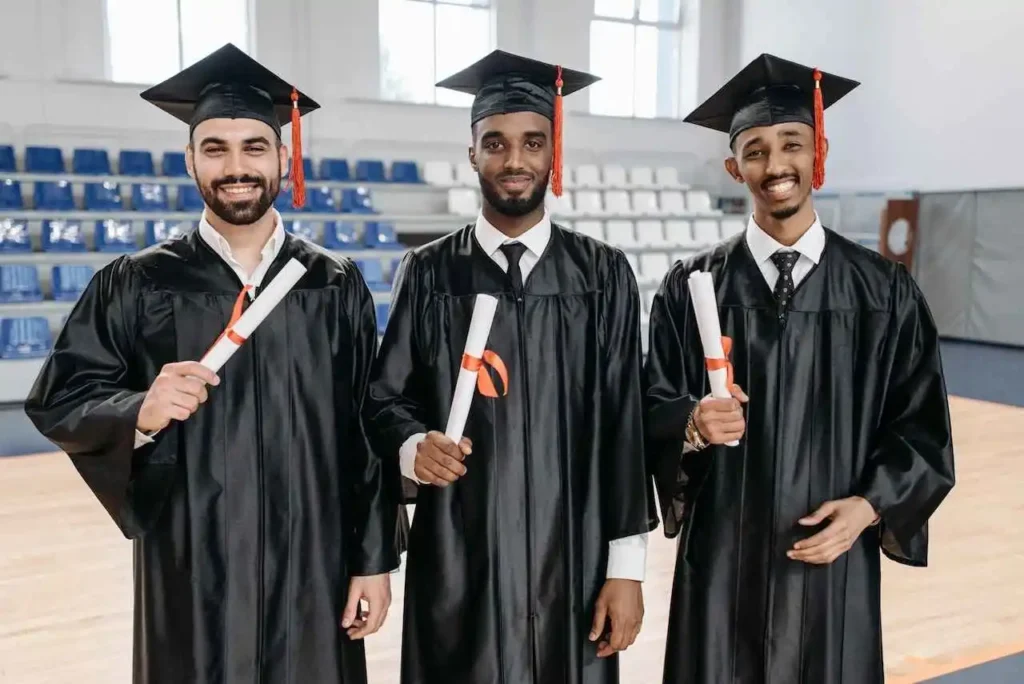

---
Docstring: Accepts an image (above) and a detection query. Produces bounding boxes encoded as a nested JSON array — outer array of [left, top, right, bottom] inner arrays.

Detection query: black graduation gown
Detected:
[[24, 231, 405, 684], [364, 223, 658, 684], [643, 229, 955, 684]]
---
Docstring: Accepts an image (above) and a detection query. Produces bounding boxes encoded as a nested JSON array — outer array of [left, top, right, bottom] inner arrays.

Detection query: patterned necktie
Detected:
[[770, 250, 800, 309], [499, 242, 528, 292]]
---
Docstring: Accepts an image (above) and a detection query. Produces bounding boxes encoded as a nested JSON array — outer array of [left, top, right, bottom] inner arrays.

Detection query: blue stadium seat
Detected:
[[323, 221, 357, 249], [0, 219, 31, 252], [178, 185, 204, 211], [390, 257, 403, 282], [364, 221, 402, 249], [355, 159, 386, 183], [52, 264, 95, 301], [0, 179, 23, 209], [119, 150, 155, 176], [0, 317, 52, 359], [390, 160, 422, 183], [94, 220, 137, 252], [341, 187, 374, 213], [133, 183, 169, 211], [162, 152, 188, 177], [357, 258, 389, 292], [308, 186, 337, 213], [25, 146, 64, 173], [375, 302, 389, 336], [0, 146, 15, 172], [319, 159, 350, 181], [34, 181, 74, 210], [286, 157, 313, 180], [274, 188, 311, 212], [285, 220, 317, 242], [145, 220, 193, 245], [0, 264, 43, 302], [73, 148, 111, 175], [42, 219, 86, 252], [84, 181, 122, 210]]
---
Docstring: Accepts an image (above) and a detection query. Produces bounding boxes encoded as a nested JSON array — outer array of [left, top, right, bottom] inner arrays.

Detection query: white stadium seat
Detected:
[[631, 190, 660, 216], [604, 220, 638, 248], [628, 166, 655, 188], [546, 192, 575, 218], [655, 166, 687, 190], [686, 190, 714, 214], [423, 161, 455, 186], [574, 190, 603, 215], [639, 252, 671, 285], [664, 220, 695, 246], [635, 220, 670, 248], [455, 162, 477, 186], [602, 164, 628, 189], [448, 188, 479, 216], [692, 219, 721, 245], [721, 218, 746, 238], [659, 190, 687, 215], [573, 220, 604, 241], [604, 190, 632, 216], [574, 164, 602, 188]]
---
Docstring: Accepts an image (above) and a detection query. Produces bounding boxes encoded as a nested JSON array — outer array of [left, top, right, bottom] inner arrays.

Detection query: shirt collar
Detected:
[[474, 210, 552, 259], [198, 208, 286, 266], [745, 212, 826, 265]]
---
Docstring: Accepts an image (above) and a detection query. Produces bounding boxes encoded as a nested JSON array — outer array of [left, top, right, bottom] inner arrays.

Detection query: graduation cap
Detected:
[[140, 43, 319, 208], [683, 53, 859, 189], [436, 50, 600, 197]]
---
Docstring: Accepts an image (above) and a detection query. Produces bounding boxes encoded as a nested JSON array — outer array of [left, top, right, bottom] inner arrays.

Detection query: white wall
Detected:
[[0, 0, 744, 193], [738, 0, 1024, 194]]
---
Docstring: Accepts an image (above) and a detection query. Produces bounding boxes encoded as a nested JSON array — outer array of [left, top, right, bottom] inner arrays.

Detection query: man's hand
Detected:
[[137, 361, 220, 433], [788, 496, 879, 565], [589, 579, 644, 658], [341, 573, 392, 639], [414, 431, 472, 487], [693, 384, 749, 445]]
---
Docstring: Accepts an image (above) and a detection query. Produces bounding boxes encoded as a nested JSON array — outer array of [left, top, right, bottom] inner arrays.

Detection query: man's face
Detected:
[[725, 122, 824, 221], [469, 111, 552, 217], [186, 118, 286, 226]]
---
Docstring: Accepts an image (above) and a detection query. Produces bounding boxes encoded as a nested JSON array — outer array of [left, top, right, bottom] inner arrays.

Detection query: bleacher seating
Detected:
[[0, 219, 30, 252], [375, 302, 390, 336], [52, 265, 94, 301], [1, 316, 52, 359], [0, 264, 43, 302]]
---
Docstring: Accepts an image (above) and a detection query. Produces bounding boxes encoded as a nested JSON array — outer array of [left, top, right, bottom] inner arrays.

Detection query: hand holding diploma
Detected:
[[687, 271, 748, 447]]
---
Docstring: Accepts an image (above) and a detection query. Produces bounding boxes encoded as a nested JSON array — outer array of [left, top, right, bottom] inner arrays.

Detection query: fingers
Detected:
[[789, 536, 849, 564], [589, 598, 608, 642], [458, 437, 473, 456], [792, 519, 845, 552], [596, 612, 641, 658], [346, 578, 391, 639], [414, 458, 463, 487], [340, 586, 363, 629], [799, 501, 838, 526], [166, 361, 220, 386], [417, 433, 469, 487], [730, 384, 749, 402]]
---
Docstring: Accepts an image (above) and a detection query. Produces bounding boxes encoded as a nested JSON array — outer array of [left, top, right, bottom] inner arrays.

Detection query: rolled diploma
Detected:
[[444, 293, 499, 443], [687, 270, 738, 447], [200, 258, 308, 373]]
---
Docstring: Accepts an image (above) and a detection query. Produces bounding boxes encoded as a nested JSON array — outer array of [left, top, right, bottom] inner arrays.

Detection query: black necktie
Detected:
[[770, 250, 800, 309], [499, 242, 528, 292]]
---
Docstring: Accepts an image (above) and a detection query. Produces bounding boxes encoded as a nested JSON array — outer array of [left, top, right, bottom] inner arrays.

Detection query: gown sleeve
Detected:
[[364, 251, 431, 504], [339, 266, 405, 575], [600, 251, 659, 540], [642, 264, 708, 538], [856, 264, 956, 566], [23, 256, 178, 539]]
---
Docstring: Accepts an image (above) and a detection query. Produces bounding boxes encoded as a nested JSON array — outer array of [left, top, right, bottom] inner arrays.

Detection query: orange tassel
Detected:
[[290, 87, 305, 209], [812, 68, 825, 190], [551, 66, 564, 197]]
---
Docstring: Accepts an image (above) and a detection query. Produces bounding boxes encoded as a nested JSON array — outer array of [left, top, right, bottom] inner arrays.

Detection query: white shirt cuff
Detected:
[[399, 433, 428, 484], [606, 532, 648, 582], [134, 430, 154, 449]]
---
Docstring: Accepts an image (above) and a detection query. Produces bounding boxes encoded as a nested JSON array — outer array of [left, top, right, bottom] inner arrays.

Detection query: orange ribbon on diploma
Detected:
[[461, 350, 509, 398], [704, 335, 735, 389]]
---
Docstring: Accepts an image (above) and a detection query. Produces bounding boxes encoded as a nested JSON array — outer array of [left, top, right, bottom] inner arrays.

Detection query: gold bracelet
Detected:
[[685, 406, 707, 450]]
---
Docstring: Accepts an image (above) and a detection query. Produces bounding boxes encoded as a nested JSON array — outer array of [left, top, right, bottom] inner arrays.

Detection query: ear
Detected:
[[724, 157, 743, 183], [185, 143, 196, 180], [279, 142, 289, 177], [820, 137, 830, 163], [468, 145, 478, 172]]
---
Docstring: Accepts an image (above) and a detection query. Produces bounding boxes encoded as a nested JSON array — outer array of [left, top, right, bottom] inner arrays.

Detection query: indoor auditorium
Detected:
[[1, 1, 1022, 683]]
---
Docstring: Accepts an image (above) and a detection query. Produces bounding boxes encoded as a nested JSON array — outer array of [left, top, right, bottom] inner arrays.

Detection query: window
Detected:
[[105, 0, 250, 84], [379, 0, 494, 106], [589, 0, 685, 119]]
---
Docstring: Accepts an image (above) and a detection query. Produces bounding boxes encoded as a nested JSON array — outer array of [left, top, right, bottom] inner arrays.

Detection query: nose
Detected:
[[222, 148, 247, 179]]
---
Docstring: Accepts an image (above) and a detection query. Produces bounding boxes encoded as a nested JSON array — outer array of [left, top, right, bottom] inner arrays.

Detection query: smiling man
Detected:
[[643, 54, 955, 683], [24, 44, 403, 684], [365, 50, 657, 684]]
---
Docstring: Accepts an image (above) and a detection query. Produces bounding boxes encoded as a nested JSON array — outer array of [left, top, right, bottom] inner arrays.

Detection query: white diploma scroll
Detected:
[[687, 270, 739, 447], [199, 258, 308, 373], [444, 294, 500, 443]]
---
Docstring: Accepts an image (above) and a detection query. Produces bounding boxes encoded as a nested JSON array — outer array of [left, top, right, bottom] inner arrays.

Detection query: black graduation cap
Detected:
[[435, 50, 600, 197], [683, 53, 859, 189], [140, 43, 319, 208]]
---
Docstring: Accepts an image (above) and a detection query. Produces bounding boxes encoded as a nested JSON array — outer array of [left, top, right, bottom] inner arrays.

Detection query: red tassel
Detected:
[[812, 68, 825, 190], [290, 87, 305, 210], [551, 66, 564, 197]]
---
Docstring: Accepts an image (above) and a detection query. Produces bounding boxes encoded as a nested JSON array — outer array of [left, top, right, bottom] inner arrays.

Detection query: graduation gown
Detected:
[[24, 231, 404, 684], [643, 229, 955, 684], [364, 224, 657, 684]]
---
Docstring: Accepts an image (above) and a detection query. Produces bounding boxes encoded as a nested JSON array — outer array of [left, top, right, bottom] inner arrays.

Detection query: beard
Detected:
[[198, 172, 279, 226], [478, 170, 549, 217], [770, 202, 803, 220]]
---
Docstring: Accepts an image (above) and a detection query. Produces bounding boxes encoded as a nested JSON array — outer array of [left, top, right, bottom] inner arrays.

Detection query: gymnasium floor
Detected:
[[1, 340, 1022, 683]]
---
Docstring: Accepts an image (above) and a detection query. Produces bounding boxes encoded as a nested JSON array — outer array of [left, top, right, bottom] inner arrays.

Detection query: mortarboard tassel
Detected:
[[551, 66, 564, 197], [812, 68, 825, 190], [290, 87, 306, 209]]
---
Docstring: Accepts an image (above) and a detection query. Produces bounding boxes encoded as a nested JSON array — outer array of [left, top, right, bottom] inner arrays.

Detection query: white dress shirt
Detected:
[[399, 211, 649, 582], [745, 212, 826, 290], [134, 210, 286, 448]]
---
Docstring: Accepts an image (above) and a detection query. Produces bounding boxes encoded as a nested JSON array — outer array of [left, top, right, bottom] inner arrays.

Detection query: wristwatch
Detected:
[[685, 405, 708, 450]]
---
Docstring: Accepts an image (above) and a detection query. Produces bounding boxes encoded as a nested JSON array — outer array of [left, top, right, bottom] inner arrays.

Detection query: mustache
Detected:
[[211, 175, 266, 190], [497, 170, 535, 181], [761, 173, 799, 190]]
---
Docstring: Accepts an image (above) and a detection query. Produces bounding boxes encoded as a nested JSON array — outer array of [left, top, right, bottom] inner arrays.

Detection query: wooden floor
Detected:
[[1, 395, 1022, 683]]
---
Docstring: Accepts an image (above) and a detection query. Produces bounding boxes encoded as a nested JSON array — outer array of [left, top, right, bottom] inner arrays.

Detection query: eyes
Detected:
[[482, 138, 546, 152], [201, 144, 270, 157], [744, 141, 804, 160]]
